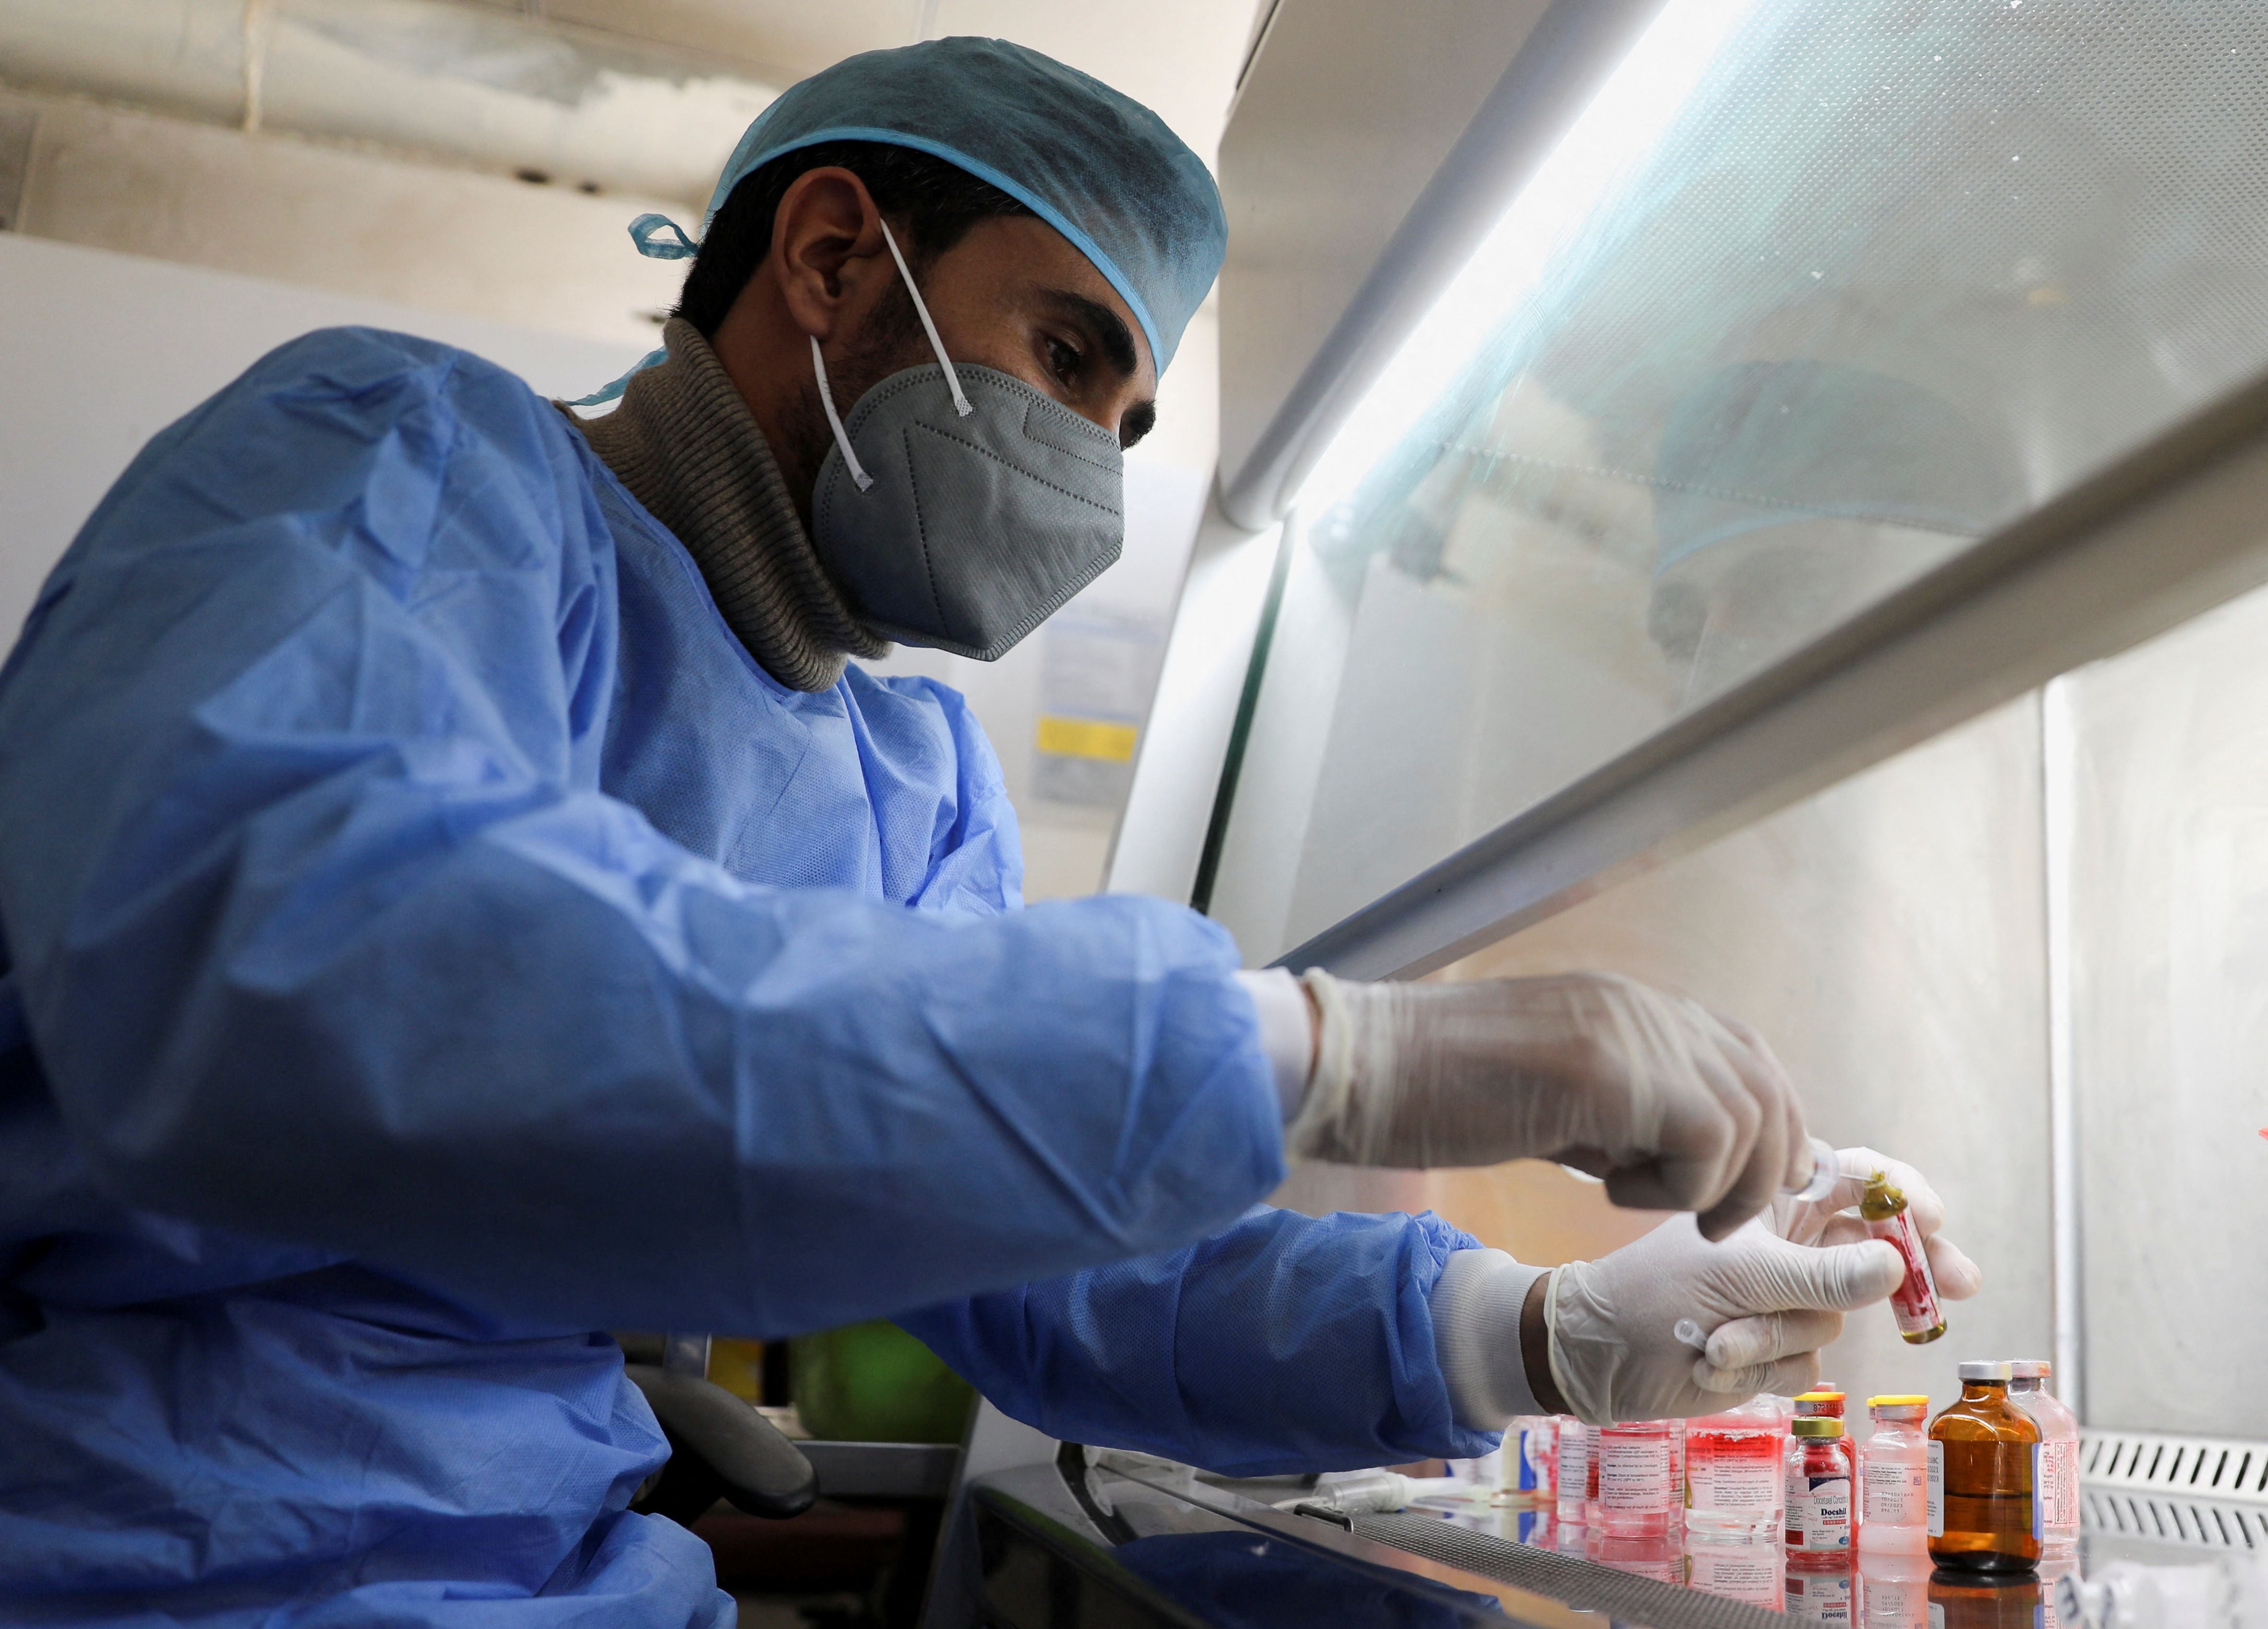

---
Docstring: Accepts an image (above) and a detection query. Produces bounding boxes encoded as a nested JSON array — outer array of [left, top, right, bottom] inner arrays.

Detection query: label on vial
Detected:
[[1788, 1474, 1853, 1549], [1928, 1606, 1946, 1629], [1927, 1442, 1945, 1537], [1559, 1427, 1593, 1520], [2029, 1445, 2046, 1539], [1687, 1433, 1782, 1512], [2035, 1439, 2077, 1532], [1863, 1456, 1928, 1527], [1597, 1436, 1674, 1513]]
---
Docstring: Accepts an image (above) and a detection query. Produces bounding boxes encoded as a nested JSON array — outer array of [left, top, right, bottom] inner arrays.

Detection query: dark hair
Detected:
[[673, 141, 1035, 336]]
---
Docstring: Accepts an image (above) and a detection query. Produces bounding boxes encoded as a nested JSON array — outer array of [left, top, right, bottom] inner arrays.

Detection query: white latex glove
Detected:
[[1546, 1146, 1983, 1424], [1289, 970, 1810, 1239], [1756, 1144, 1984, 1305]]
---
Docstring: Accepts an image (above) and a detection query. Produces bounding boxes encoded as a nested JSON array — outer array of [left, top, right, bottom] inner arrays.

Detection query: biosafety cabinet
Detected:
[[929, 3, 2268, 1626]]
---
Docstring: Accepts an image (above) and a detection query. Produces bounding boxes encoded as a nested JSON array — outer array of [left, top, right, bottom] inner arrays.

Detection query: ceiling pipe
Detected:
[[0, 0, 777, 206]]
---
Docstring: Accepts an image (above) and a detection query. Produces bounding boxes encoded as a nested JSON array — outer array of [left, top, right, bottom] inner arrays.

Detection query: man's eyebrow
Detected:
[[1041, 289, 1140, 381]]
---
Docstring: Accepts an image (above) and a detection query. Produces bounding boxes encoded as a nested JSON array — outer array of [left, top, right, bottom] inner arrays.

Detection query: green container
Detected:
[[789, 1320, 976, 1444]]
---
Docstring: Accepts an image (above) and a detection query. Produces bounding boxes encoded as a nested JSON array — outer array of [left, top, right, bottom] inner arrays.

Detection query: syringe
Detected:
[[1673, 1136, 1840, 1356]]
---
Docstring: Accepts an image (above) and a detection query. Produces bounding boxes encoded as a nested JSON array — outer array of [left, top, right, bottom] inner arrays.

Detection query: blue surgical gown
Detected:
[[0, 329, 1495, 1627]]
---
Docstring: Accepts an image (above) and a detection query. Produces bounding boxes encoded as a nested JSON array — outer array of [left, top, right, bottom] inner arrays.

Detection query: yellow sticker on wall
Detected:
[[1036, 715, 1139, 762]]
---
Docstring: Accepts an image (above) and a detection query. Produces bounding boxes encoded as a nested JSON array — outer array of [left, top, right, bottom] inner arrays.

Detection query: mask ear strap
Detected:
[[810, 336, 874, 493], [878, 220, 974, 419]]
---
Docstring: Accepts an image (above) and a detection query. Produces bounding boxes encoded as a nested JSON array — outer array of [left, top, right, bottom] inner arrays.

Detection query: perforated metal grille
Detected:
[[2081, 1429, 2268, 1551], [2085, 1430, 2268, 1503]]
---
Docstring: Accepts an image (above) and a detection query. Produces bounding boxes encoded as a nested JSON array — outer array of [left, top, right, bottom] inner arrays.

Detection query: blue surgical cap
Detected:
[[629, 37, 1225, 383], [1651, 361, 2025, 572]]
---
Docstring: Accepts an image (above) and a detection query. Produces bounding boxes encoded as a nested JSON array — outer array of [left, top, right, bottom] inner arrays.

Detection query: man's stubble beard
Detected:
[[783, 276, 930, 515]]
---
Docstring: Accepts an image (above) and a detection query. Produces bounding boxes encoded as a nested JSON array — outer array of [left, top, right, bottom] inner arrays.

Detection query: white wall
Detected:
[[0, 231, 646, 640], [5, 90, 687, 349], [2061, 578, 2268, 1438]]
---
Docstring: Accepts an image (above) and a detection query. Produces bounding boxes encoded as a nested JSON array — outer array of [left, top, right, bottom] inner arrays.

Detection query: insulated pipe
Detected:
[[0, 0, 775, 206]]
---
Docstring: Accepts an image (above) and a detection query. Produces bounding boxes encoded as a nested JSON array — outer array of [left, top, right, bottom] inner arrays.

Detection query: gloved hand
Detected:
[[1544, 1146, 1984, 1423], [1288, 970, 1809, 1239]]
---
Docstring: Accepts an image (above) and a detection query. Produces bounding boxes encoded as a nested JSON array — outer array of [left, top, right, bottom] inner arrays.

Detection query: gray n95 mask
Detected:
[[805, 223, 1125, 662]]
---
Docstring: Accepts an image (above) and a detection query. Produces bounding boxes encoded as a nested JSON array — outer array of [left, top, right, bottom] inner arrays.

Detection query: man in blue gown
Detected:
[[0, 39, 1977, 1627]]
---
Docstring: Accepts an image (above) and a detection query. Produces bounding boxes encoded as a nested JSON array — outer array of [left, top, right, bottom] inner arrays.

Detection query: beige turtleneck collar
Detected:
[[564, 317, 888, 692]]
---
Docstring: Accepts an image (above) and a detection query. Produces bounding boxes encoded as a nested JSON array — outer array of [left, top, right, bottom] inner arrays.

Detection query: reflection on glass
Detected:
[[1224, 2, 2268, 956], [1686, 1538, 1785, 1611], [1642, 363, 2010, 706], [1112, 1531, 1503, 1629]]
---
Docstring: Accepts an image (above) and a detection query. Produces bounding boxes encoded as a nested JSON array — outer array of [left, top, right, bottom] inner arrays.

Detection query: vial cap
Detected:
[[1794, 1389, 1846, 1402], [1868, 1395, 1929, 1408], [1958, 1361, 2013, 1382], [2007, 1360, 2052, 1380], [1792, 1417, 1845, 1438]]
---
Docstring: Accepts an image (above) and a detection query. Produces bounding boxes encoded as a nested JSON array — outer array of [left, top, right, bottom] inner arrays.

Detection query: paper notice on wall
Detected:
[[1033, 606, 1168, 806]]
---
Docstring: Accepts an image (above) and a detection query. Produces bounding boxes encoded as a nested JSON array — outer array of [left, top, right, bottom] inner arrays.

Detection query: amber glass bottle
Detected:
[[1928, 1362, 2040, 1573]]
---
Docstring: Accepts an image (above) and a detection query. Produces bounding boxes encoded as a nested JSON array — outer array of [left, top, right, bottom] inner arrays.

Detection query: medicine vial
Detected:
[[1503, 1414, 1557, 1506], [1928, 1362, 2041, 1573], [2006, 1361, 2078, 1561], [1592, 1419, 1683, 1536], [1686, 1394, 1786, 1542], [1860, 1171, 1946, 1344], [1788, 1416, 1856, 1555], [1554, 1418, 1591, 1525], [1859, 1395, 1932, 1554]]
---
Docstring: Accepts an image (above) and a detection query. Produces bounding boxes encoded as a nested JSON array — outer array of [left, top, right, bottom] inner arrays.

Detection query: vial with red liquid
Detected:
[[1787, 1416, 1856, 1556], [1860, 1170, 1946, 1344], [1685, 1394, 1785, 1542]]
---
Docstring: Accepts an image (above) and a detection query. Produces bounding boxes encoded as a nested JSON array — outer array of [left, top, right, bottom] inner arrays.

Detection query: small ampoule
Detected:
[[1860, 1171, 1946, 1344], [2006, 1361, 2078, 1561], [1928, 1362, 2040, 1574]]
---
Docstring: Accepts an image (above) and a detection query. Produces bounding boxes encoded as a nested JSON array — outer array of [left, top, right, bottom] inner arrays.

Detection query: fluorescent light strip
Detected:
[[1296, 0, 1762, 516]]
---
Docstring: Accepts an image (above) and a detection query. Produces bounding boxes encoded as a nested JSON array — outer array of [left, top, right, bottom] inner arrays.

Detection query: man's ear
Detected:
[[770, 167, 890, 344]]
